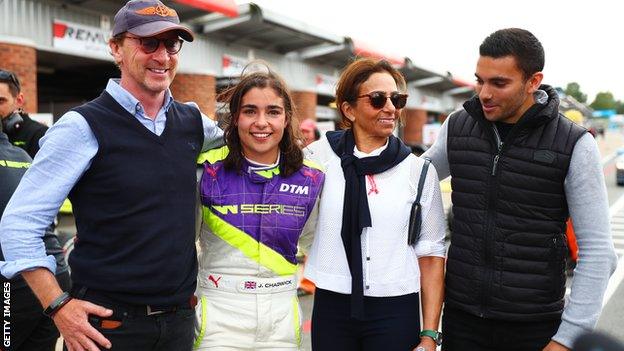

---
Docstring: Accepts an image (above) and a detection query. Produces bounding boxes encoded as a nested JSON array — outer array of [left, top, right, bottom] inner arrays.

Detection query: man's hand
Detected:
[[52, 298, 113, 351], [542, 340, 570, 351], [22, 269, 113, 350], [413, 336, 437, 351]]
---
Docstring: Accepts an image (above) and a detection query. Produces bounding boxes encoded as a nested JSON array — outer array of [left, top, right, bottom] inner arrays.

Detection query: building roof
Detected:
[[193, 3, 343, 54], [401, 58, 474, 96]]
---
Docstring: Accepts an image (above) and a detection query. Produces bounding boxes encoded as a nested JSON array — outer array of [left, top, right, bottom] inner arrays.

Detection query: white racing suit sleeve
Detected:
[[297, 198, 320, 257]]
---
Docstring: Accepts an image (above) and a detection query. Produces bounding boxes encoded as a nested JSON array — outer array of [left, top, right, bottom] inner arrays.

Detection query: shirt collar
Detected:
[[353, 139, 389, 158], [105, 79, 174, 115]]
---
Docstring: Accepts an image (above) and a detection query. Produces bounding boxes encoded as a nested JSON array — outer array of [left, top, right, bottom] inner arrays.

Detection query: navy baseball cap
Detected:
[[112, 0, 194, 42]]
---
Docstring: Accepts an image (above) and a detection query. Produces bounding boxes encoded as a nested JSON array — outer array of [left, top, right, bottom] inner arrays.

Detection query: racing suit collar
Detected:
[[243, 154, 281, 183]]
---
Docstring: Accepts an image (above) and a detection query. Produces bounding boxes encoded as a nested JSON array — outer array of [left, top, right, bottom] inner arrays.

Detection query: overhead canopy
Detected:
[[401, 58, 474, 96], [292, 37, 406, 69], [292, 40, 353, 68], [401, 58, 442, 84], [193, 4, 409, 69], [195, 3, 343, 54]]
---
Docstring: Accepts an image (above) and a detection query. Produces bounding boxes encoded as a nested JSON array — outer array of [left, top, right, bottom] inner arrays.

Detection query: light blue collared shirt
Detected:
[[0, 79, 223, 278]]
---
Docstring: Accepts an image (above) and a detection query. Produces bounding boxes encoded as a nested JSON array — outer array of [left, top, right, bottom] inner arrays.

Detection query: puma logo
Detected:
[[303, 170, 320, 184], [208, 275, 221, 288], [204, 164, 221, 179]]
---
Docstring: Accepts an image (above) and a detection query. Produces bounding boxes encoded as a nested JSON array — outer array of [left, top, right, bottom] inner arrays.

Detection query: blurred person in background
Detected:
[[0, 69, 48, 158], [300, 117, 320, 147], [0, 103, 70, 351]]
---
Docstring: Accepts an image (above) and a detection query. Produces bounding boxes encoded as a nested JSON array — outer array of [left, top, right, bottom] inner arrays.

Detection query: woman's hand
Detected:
[[413, 336, 437, 351]]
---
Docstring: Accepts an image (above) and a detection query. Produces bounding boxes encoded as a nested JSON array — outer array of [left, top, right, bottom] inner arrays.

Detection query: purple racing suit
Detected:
[[194, 146, 324, 350]]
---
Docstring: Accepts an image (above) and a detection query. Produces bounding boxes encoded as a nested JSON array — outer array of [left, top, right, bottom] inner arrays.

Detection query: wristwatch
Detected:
[[43, 292, 73, 317], [419, 329, 443, 346]]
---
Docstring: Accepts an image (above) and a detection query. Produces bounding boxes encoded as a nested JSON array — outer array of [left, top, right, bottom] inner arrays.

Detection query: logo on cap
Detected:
[[112, 0, 194, 41], [135, 4, 177, 18]]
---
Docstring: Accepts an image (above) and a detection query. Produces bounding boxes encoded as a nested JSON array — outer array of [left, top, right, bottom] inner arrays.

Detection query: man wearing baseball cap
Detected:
[[0, 1, 223, 350]]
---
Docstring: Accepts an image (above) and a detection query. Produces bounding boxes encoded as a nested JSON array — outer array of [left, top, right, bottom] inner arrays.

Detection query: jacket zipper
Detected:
[[491, 126, 503, 176], [480, 124, 504, 317]]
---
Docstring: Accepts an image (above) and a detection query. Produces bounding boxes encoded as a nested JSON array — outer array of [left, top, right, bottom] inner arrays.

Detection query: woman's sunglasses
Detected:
[[125, 36, 183, 55], [357, 91, 408, 109]]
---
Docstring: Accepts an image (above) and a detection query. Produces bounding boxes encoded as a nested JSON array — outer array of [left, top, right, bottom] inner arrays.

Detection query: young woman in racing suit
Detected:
[[194, 70, 324, 350]]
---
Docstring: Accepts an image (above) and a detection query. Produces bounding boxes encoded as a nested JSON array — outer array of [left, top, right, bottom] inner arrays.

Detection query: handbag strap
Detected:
[[407, 157, 431, 246], [415, 157, 431, 204]]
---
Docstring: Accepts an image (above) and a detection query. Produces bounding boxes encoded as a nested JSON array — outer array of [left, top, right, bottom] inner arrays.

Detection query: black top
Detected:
[[494, 121, 514, 142], [68, 92, 203, 306], [0, 133, 30, 227], [6, 113, 48, 158], [0, 133, 68, 288]]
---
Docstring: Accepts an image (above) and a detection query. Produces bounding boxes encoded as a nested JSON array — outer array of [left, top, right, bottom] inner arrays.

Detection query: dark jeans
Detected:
[[64, 287, 195, 351], [311, 288, 420, 351], [442, 306, 561, 351], [6, 271, 71, 351]]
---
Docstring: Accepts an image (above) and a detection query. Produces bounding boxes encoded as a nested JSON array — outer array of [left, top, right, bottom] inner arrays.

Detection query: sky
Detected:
[[245, 0, 622, 103]]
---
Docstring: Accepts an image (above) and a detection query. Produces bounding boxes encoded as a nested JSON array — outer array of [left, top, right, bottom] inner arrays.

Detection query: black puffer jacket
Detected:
[[0, 131, 68, 289], [445, 85, 586, 321]]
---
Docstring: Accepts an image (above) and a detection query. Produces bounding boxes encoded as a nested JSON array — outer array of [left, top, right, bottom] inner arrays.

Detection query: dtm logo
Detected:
[[279, 183, 309, 195]]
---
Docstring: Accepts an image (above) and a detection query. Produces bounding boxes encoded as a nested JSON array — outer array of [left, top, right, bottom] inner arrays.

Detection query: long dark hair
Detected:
[[220, 70, 303, 177]]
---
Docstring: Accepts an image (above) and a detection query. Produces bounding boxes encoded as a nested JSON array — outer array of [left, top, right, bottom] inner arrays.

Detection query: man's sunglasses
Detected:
[[0, 70, 21, 90], [357, 91, 408, 109], [125, 36, 183, 55]]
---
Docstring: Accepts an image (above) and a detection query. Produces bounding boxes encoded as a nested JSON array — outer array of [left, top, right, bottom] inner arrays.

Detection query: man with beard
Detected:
[[424, 28, 617, 351]]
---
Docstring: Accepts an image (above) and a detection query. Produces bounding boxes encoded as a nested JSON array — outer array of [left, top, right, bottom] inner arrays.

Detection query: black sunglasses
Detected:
[[357, 91, 408, 109], [0, 70, 21, 91], [125, 36, 183, 55]]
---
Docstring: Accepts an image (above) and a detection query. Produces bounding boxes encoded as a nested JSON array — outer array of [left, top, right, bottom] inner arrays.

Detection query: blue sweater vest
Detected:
[[68, 91, 203, 306]]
